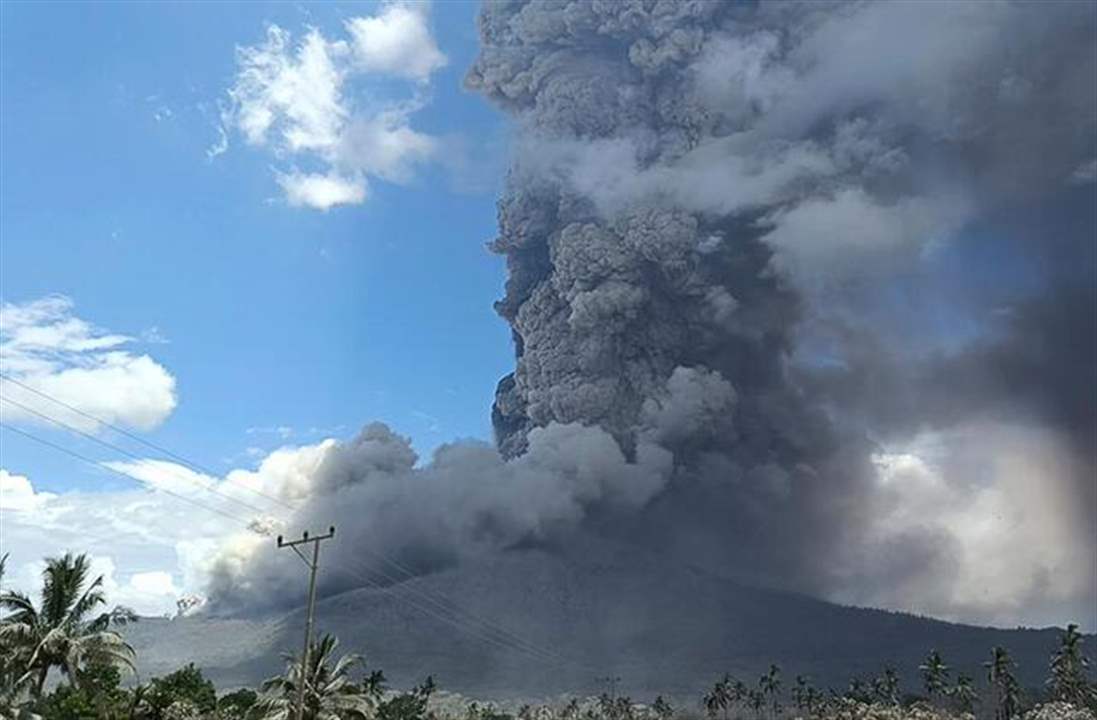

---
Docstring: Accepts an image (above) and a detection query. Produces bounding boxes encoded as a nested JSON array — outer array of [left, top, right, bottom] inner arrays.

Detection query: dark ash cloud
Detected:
[[208, 0, 1096, 630]]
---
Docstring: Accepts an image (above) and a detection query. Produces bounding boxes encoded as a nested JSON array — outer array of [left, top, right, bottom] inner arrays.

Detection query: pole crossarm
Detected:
[[277, 526, 336, 549]]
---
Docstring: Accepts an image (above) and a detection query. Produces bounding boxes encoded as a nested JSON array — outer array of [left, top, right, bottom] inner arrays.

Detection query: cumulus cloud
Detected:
[[0, 467, 237, 617], [0, 296, 177, 432], [0, 439, 340, 616], [219, 3, 446, 209], [0, 468, 56, 512], [344, 3, 447, 82]]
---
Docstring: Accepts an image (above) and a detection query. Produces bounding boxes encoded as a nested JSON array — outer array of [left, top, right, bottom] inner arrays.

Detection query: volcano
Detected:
[[125, 541, 1079, 700]]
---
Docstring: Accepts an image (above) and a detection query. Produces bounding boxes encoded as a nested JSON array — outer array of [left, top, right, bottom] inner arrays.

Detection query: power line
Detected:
[[0, 421, 561, 665], [0, 376, 583, 669], [0, 372, 295, 512], [0, 416, 586, 670], [0, 422, 254, 528], [0, 395, 284, 522], [329, 549, 575, 668]]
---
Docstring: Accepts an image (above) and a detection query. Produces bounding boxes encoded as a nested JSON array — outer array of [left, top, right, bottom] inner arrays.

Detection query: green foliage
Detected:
[[652, 695, 673, 720], [252, 633, 373, 719], [920, 651, 951, 702], [949, 674, 979, 715], [793, 675, 825, 716], [463, 701, 513, 720], [1048, 624, 1096, 710], [845, 677, 873, 704], [985, 646, 1023, 720], [873, 666, 901, 707], [702, 675, 729, 720], [217, 688, 257, 719], [378, 676, 437, 720], [0, 553, 136, 699], [704, 674, 749, 720], [759, 665, 782, 717], [597, 693, 635, 720], [36, 662, 129, 720], [143, 663, 217, 719]]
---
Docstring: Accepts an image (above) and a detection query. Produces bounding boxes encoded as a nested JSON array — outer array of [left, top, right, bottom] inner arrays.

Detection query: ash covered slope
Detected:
[[128, 542, 1075, 699]]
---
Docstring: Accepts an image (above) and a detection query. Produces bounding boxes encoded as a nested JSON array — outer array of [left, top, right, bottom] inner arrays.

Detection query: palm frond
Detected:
[[40, 553, 92, 625], [63, 573, 106, 628], [0, 592, 37, 622]]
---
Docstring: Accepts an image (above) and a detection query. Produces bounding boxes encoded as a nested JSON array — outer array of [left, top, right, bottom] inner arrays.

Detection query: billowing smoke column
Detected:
[[208, 0, 1096, 628]]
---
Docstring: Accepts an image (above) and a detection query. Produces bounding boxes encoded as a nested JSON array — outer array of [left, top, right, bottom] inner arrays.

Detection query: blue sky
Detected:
[[1, 1, 514, 501]]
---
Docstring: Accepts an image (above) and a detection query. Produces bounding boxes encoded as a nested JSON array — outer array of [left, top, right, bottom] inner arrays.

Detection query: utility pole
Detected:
[[278, 526, 335, 720]]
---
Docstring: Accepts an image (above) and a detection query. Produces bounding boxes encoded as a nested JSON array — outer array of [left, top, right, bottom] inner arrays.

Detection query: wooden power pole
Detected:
[[278, 526, 336, 720]]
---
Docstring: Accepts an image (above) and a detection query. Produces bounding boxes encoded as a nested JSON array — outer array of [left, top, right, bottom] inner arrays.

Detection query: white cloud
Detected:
[[129, 570, 178, 598], [0, 296, 177, 432], [220, 3, 446, 210], [0, 443, 332, 616], [0, 468, 56, 512], [0, 469, 228, 617], [101, 459, 217, 496], [337, 107, 437, 183], [277, 171, 367, 210], [0, 431, 346, 615], [231, 27, 347, 152], [344, 3, 447, 82]]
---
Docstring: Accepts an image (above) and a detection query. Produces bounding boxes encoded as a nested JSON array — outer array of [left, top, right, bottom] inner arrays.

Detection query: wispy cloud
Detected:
[[215, 2, 446, 210]]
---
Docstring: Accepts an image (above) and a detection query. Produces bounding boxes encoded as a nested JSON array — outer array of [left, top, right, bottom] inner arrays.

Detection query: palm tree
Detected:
[[845, 677, 871, 704], [253, 633, 374, 720], [0, 555, 38, 720], [792, 676, 810, 713], [652, 696, 674, 720], [985, 647, 1022, 720], [873, 665, 900, 707], [759, 665, 781, 719], [950, 673, 979, 715], [920, 650, 951, 703], [730, 679, 749, 719], [793, 675, 823, 716], [703, 675, 731, 720], [747, 690, 765, 720], [1048, 623, 1095, 707], [0, 553, 135, 698]]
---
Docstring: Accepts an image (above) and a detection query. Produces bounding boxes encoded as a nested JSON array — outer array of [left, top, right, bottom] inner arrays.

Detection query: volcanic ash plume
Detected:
[[208, 0, 1096, 628], [463, 0, 1096, 619]]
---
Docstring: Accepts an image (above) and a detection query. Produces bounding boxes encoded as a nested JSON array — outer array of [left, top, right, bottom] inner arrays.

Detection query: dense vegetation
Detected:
[[2, 554, 1094, 720]]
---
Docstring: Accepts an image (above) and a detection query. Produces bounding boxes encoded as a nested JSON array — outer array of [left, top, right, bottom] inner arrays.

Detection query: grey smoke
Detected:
[[209, 0, 1096, 628]]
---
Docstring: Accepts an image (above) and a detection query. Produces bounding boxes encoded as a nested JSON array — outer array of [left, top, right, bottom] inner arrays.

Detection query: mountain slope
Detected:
[[125, 547, 1078, 700]]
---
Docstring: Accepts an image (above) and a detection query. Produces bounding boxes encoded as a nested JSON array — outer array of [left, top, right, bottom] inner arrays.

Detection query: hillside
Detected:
[[124, 546, 1079, 701]]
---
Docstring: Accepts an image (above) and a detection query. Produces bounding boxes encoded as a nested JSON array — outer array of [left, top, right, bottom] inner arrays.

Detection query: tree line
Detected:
[[1, 553, 1095, 720], [698, 634, 1095, 720]]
